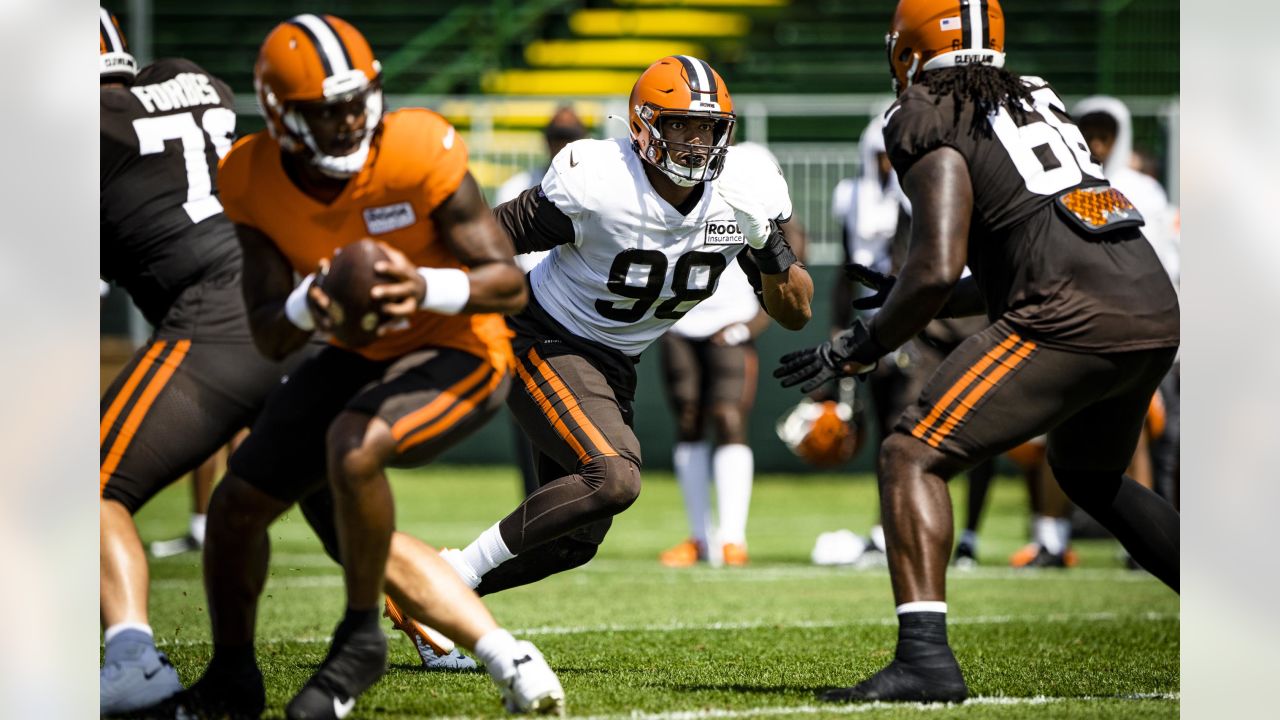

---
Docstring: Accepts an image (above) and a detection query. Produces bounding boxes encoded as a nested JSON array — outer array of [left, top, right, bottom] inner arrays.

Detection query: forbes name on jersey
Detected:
[[528, 137, 792, 356]]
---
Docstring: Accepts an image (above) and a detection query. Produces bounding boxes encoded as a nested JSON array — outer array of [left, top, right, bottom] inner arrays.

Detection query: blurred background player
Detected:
[[99, 7, 309, 714], [657, 142, 796, 568], [496, 106, 588, 497], [165, 15, 561, 718], [430, 56, 812, 601], [827, 113, 994, 567]]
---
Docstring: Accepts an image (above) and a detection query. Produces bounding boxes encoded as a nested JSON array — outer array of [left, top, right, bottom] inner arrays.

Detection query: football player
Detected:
[[99, 7, 309, 714], [777, 0, 1179, 701], [160, 15, 562, 718], [425, 57, 812, 596]]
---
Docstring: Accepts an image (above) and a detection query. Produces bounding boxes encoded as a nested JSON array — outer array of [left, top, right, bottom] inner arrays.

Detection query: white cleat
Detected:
[[488, 641, 565, 715]]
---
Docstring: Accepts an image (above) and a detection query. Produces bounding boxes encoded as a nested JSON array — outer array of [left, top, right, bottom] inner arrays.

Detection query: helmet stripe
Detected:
[[676, 55, 717, 104], [964, 0, 986, 50], [316, 15, 355, 70], [959, 1, 973, 50], [980, 0, 991, 49], [100, 7, 125, 53], [289, 13, 351, 77]]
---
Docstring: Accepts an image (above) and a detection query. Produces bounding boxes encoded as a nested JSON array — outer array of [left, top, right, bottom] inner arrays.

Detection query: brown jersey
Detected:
[[883, 75, 1179, 352], [218, 108, 513, 368]]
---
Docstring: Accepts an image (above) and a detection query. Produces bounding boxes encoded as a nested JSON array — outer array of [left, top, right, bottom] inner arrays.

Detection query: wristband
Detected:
[[748, 229, 797, 275], [416, 267, 471, 315], [720, 323, 751, 346], [284, 273, 316, 331]]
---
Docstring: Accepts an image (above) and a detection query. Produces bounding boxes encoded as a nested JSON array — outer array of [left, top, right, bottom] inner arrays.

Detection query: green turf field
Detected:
[[137, 466, 1178, 718]]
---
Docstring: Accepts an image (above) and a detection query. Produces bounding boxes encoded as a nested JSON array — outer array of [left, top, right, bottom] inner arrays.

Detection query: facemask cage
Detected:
[[636, 104, 735, 187], [261, 70, 385, 179]]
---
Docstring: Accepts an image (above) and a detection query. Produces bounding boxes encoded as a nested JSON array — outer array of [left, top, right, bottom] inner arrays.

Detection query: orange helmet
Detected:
[[100, 7, 137, 83], [885, 0, 1006, 94], [776, 399, 863, 469], [254, 14, 383, 178], [628, 56, 735, 187]]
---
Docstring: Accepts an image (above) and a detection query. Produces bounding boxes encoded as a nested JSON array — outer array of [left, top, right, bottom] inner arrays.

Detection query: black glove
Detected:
[[845, 263, 896, 311], [774, 319, 888, 393]]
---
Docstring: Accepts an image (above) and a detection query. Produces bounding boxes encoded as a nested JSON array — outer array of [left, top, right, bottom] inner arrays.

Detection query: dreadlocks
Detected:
[[920, 65, 1036, 140]]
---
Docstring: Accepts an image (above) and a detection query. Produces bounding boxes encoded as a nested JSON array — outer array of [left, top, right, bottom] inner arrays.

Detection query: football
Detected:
[[317, 238, 389, 348]]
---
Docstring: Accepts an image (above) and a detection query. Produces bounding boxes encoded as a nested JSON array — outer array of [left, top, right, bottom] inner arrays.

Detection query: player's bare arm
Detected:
[[235, 223, 327, 360], [866, 146, 971, 350], [373, 173, 526, 319], [756, 224, 813, 331]]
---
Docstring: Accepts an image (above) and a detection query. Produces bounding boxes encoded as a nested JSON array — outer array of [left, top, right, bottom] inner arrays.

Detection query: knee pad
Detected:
[[580, 456, 642, 514]]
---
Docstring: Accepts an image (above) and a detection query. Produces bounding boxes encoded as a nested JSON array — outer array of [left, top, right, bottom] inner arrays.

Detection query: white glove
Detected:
[[715, 181, 776, 250]]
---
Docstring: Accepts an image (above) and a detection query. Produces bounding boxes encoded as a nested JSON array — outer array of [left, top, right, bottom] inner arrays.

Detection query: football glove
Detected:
[[774, 319, 884, 393], [715, 182, 776, 250], [846, 263, 896, 311]]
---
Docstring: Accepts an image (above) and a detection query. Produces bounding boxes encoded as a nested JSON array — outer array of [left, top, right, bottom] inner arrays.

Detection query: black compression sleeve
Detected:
[[492, 186, 576, 254]]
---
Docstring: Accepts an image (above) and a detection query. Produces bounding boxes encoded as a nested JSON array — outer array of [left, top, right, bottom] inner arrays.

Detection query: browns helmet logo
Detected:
[[254, 14, 384, 178], [628, 56, 736, 187], [100, 7, 137, 83], [885, 0, 1006, 94]]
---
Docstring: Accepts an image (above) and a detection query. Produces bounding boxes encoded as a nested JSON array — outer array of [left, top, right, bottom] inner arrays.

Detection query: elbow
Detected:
[[496, 265, 528, 315]]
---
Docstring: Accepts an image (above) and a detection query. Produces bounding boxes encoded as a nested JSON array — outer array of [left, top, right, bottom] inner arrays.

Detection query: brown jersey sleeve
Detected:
[[883, 88, 956, 179], [492, 186, 576, 254]]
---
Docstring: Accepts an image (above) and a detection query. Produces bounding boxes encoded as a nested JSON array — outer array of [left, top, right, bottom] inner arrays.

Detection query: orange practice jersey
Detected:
[[219, 109, 512, 368]]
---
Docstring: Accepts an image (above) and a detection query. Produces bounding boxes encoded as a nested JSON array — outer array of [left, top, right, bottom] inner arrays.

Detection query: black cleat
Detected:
[[128, 664, 265, 719], [819, 656, 968, 704], [952, 541, 978, 569], [1024, 546, 1068, 568], [286, 622, 387, 720]]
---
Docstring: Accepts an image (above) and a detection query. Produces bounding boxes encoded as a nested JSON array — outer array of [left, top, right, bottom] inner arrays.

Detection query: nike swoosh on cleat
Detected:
[[142, 666, 164, 680], [569, 151, 578, 168], [513, 654, 533, 667], [333, 696, 356, 718]]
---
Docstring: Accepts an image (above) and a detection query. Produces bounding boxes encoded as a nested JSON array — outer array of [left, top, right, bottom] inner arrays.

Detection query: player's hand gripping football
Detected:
[[306, 258, 336, 332], [715, 181, 776, 250], [846, 263, 896, 311], [370, 242, 421, 335], [774, 319, 878, 393]]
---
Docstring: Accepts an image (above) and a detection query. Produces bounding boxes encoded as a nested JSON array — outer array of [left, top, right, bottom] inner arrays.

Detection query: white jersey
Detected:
[[530, 138, 791, 356], [669, 261, 758, 339]]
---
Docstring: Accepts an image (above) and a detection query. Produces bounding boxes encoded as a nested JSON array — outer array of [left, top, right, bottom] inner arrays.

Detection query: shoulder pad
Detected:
[[718, 143, 793, 222], [542, 138, 621, 217]]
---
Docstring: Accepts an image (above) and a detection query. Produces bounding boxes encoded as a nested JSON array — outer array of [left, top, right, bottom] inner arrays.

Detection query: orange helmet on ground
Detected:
[[885, 0, 1006, 94], [776, 399, 863, 469], [100, 7, 137, 83], [628, 55, 735, 187], [254, 14, 383, 178]]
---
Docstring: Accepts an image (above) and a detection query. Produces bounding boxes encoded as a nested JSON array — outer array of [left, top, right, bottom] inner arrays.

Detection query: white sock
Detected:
[[189, 513, 207, 544], [713, 444, 753, 545], [1034, 515, 1064, 555], [896, 601, 947, 615], [958, 528, 978, 551], [104, 621, 153, 645], [869, 524, 887, 552], [673, 441, 713, 546], [473, 628, 519, 668], [440, 548, 482, 589], [457, 522, 515, 588], [1054, 517, 1072, 554]]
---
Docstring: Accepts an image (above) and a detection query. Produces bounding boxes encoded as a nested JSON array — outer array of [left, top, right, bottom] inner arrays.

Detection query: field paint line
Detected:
[[559, 693, 1180, 720], [153, 611, 1176, 647]]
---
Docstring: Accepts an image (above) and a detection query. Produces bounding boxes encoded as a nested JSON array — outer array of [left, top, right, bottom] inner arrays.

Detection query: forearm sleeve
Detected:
[[492, 186, 576, 254]]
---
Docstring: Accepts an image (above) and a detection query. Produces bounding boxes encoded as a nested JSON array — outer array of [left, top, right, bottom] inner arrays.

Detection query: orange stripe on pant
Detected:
[[389, 362, 492, 444], [100, 340, 192, 495], [527, 347, 618, 459], [100, 340, 166, 447], [924, 339, 1036, 448], [910, 334, 1021, 444], [396, 368, 506, 454], [513, 351, 607, 466]]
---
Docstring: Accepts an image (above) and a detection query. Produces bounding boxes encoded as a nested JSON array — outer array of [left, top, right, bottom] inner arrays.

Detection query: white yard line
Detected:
[[557, 694, 1180, 720], [153, 611, 1176, 647]]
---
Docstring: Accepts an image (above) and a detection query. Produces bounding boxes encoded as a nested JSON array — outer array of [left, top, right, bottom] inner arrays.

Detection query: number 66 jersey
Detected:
[[883, 75, 1178, 353], [498, 138, 791, 357]]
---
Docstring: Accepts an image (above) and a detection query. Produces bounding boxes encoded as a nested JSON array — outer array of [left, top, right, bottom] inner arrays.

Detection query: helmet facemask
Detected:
[[636, 104, 735, 187], [262, 69, 384, 179]]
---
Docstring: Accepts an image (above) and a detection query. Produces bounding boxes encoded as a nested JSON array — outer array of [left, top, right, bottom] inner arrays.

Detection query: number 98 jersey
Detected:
[[100, 58, 239, 325], [529, 138, 791, 356]]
